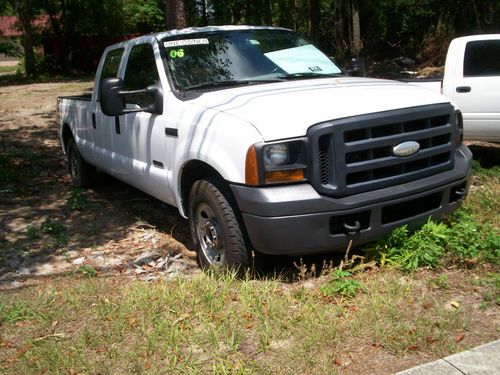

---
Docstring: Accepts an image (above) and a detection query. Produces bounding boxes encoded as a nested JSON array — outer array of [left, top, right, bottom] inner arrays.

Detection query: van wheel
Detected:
[[188, 178, 249, 271], [67, 138, 96, 187]]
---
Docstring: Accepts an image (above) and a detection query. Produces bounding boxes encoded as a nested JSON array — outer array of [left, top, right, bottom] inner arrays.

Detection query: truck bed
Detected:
[[57, 93, 92, 101]]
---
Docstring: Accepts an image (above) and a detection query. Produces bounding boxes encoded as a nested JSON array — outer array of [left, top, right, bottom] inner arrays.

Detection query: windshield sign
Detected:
[[162, 29, 342, 90]]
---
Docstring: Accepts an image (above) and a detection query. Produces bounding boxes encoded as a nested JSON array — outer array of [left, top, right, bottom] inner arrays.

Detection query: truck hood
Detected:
[[188, 77, 450, 141]]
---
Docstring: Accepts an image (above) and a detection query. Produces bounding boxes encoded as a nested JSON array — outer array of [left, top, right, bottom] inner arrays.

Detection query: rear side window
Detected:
[[463, 40, 500, 77], [98, 48, 124, 100], [123, 43, 160, 106]]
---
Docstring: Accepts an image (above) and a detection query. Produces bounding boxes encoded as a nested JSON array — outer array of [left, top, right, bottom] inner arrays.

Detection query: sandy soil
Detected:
[[0, 81, 199, 288]]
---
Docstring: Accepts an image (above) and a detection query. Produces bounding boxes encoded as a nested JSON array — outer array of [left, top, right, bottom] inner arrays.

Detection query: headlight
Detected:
[[245, 139, 307, 186], [263, 143, 289, 167]]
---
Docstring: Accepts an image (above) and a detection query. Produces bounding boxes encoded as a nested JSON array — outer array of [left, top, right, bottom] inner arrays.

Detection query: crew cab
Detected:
[[411, 34, 500, 142], [57, 26, 472, 269]]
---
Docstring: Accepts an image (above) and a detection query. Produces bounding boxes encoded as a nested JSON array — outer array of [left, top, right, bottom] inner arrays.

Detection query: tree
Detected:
[[123, 0, 165, 33], [350, 0, 362, 55], [308, 0, 320, 44], [6, 0, 37, 76], [165, 0, 187, 29]]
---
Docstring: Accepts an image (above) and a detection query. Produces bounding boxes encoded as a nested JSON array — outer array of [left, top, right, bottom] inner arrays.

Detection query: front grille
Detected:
[[308, 104, 456, 197]]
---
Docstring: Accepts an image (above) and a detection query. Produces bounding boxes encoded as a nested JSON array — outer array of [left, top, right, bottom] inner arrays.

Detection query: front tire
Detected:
[[67, 138, 96, 187], [188, 178, 250, 271]]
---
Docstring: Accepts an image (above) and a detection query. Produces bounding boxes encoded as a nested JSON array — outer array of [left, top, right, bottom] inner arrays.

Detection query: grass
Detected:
[[2, 268, 493, 375], [0, 66, 17, 74], [468, 161, 500, 227], [0, 153, 498, 374]]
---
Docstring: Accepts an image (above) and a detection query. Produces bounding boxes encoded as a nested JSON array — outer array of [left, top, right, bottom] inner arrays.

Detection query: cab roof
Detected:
[[154, 25, 291, 41]]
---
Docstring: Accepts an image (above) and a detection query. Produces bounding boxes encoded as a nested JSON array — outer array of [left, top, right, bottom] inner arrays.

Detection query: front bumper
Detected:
[[231, 145, 472, 255]]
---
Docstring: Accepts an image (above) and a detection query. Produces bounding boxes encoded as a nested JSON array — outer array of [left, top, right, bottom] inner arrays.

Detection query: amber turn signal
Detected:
[[245, 145, 259, 185], [264, 169, 305, 184]]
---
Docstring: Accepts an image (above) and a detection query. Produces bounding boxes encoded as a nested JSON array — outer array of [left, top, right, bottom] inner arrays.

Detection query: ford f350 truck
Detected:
[[57, 26, 472, 269], [410, 34, 500, 142]]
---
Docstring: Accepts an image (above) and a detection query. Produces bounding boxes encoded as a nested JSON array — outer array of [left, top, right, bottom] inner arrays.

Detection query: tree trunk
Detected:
[[308, 0, 320, 44], [8, 0, 36, 76], [263, 0, 272, 25], [200, 0, 208, 26], [351, 0, 362, 55], [165, 0, 188, 30]]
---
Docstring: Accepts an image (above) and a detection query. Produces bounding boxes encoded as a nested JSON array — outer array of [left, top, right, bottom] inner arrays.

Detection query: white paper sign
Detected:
[[164, 38, 209, 47]]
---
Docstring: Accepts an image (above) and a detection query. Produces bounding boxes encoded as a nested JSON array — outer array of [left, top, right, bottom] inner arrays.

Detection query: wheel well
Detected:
[[180, 160, 226, 215], [61, 123, 73, 153]]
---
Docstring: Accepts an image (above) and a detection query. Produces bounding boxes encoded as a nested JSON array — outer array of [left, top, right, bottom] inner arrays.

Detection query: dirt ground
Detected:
[[0, 81, 498, 289], [0, 81, 200, 288]]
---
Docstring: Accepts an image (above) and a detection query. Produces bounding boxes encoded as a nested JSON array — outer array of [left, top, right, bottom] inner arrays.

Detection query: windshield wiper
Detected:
[[185, 79, 283, 91], [278, 72, 344, 80]]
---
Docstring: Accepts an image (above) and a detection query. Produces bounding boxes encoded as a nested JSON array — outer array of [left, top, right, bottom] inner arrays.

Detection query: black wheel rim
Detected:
[[195, 202, 224, 266]]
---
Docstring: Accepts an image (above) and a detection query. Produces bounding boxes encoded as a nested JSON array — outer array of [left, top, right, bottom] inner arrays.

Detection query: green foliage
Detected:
[[67, 188, 88, 211], [4, 0, 500, 74], [429, 274, 449, 290], [26, 224, 39, 239], [471, 160, 500, 178], [370, 221, 447, 270], [446, 210, 500, 263], [73, 265, 98, 278], [0, 40, 23, 58], [123, 0, 165, 33], [32, 218, 70, 247], [320, 269, 363, 298], [0, 300, 35, 324], [368, 211, 500, 271], [40, 218, 66, 235], [473, 273, 500, 289], [473, 273, 499, 310]]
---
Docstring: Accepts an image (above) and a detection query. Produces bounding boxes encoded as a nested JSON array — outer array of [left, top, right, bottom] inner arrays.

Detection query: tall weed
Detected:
[[367, 210, 499, 270]]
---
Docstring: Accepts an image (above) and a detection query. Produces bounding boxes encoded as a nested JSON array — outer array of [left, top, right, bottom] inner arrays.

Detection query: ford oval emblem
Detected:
[[393, 141, 420, 157]]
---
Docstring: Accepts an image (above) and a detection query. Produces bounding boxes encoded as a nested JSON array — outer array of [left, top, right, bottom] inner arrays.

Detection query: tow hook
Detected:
[[454, 187, 467, 198], [342, 221, 361, 235]]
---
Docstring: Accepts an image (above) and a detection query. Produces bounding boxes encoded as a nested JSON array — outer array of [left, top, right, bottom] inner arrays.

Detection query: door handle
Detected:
[[456, 86, 471, 93]]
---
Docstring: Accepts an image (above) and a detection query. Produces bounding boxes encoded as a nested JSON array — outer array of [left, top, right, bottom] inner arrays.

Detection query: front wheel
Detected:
[[188, 178, 250, 270]]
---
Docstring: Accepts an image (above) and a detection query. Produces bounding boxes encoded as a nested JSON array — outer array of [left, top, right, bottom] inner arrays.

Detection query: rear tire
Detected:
[[188, 178, 250, 271], [67, 138, 96, 188]]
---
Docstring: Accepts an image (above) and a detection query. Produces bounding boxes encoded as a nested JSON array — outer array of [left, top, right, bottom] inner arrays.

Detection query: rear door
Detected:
[[451, 38, 500, 141], [91, 47, 125, 166]]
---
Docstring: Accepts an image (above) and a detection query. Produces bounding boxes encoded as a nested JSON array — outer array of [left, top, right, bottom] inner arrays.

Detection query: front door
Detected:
[[108, 42, 171, 202]]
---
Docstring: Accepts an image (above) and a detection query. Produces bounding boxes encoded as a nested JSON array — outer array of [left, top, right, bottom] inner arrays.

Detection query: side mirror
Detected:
[[100, 77, 164, 116], [345, 57, 366, 77], [101, 77, 126, 116]]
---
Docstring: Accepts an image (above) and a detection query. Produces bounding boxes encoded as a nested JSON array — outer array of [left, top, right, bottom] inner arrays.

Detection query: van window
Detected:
[[463, 40, 500, 77]]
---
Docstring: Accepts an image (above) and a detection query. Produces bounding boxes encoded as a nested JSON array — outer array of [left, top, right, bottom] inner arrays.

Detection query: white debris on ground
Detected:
[[0, 228, 199, 289]]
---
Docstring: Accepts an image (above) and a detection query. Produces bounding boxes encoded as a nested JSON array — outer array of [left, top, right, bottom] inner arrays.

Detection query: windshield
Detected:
[[161, 29, 343, 90]]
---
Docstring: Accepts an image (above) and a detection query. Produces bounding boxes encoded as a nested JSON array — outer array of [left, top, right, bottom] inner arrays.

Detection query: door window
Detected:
[[98, 48, 124, 100], [463, 40, 500, 77], [123, 43, 160, 107]]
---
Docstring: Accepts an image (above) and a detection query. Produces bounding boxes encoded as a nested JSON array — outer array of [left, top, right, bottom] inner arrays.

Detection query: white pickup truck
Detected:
[[411, 34, 500, 142], [57, 26, 472, 269]]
